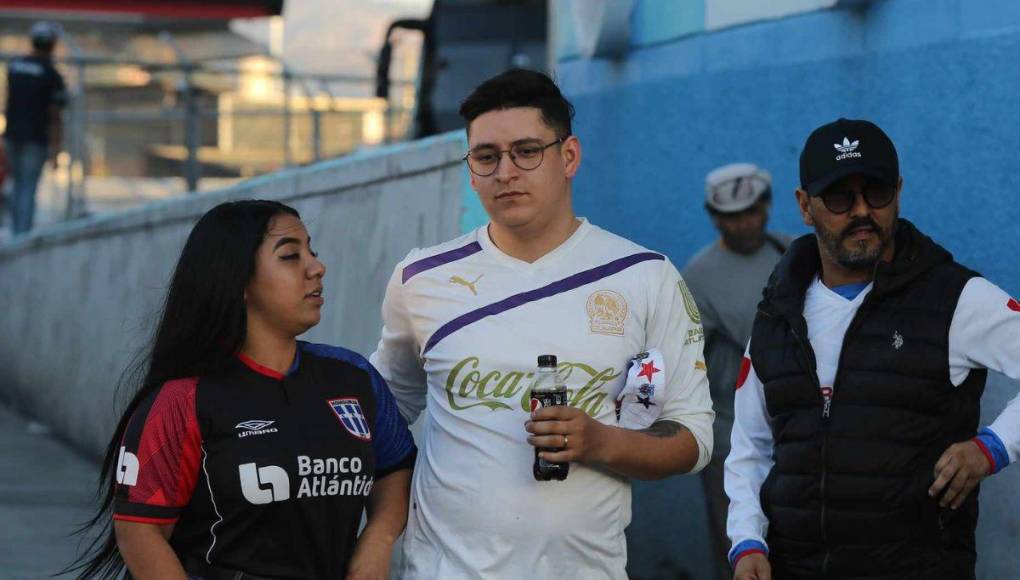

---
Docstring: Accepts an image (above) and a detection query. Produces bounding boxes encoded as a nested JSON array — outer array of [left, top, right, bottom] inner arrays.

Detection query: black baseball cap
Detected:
[[799, 118, 899, 196]]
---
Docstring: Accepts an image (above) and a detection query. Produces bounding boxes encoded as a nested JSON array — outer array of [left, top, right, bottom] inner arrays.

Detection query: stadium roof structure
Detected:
[[0, 0, 283, 20]]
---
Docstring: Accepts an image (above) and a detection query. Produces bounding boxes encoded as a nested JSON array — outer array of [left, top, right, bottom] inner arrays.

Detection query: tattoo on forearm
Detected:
[[641, 420, 688, 439]]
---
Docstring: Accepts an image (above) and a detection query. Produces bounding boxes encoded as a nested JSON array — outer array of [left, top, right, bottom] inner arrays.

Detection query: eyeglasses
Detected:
[[462, 138, 565, 177], [818, 181, 897, 214]]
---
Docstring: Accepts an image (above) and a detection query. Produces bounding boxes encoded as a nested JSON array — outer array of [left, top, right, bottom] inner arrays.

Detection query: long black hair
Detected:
[[67, 199, 300, 579]]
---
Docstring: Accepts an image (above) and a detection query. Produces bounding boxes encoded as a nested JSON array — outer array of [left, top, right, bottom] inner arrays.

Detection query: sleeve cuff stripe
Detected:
[[114, 499, 182, 519], [733, 548, 767, 567], [728, 539, 768, 567], [973, 437, 996, 474], [978, 427, 1011, 473], [113, 514, 178, 525], [377, 449, 417, 478]]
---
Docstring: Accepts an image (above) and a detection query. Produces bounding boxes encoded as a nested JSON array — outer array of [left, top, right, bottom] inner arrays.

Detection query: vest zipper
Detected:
[[820, 298, 873, 579], [790, 323, 831, 579]]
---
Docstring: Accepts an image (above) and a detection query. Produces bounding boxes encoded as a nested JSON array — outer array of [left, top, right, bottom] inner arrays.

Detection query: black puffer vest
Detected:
[[750, 219, 984, 580]]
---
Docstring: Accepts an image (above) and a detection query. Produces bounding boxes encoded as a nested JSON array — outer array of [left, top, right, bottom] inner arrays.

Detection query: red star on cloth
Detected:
[[638, 361, 660, 382]]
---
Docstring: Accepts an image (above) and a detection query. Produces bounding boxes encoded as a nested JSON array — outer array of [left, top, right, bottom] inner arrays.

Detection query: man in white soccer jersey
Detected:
[[370, 69, 715, 579], [726, 118, 1020, 580]]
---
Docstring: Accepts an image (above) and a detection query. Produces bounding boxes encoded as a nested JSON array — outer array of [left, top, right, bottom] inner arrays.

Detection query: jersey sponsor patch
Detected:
[[239, 462, 291, 504], [116, 446, 139, 486], [735, 357, 751, 390], [1008, 298, 1020, 313], [328, 398, 372, 441]]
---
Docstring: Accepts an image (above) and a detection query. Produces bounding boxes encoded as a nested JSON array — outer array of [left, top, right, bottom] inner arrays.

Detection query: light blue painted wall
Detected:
[[630, 1, 705, 47], [556, 0, 1020, 578], [555, 0, 706, 61]]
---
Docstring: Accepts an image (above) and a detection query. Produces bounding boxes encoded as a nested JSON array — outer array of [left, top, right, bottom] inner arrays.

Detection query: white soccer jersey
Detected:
[[370, 219, 714, 579]]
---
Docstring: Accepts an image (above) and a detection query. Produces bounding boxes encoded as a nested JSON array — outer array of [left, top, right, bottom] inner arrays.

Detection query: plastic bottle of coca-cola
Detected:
[[532, 354, 569, 481]]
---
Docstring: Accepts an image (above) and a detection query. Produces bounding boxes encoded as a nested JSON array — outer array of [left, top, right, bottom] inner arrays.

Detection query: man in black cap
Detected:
[[2, 21, 66, 235], [724, 118, 1020, 580]]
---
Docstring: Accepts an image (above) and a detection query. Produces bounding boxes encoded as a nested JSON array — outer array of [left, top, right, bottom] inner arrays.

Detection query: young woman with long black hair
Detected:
[[70, 200, 415, 579]]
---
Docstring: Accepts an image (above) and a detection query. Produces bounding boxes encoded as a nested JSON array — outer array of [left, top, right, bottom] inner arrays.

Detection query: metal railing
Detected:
[[1, 31, 417, 222]]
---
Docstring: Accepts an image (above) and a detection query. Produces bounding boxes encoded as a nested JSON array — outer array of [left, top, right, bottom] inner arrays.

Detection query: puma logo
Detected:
[[450, 274, 483, 295]]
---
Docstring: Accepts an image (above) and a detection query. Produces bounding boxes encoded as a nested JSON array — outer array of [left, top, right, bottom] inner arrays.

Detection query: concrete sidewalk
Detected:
[[0, 403, 99, 579]]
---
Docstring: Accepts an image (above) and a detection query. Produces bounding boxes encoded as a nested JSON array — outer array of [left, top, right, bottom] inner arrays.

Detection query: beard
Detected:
[[722, 230, 766, 255], [814, 212, 897, 271]]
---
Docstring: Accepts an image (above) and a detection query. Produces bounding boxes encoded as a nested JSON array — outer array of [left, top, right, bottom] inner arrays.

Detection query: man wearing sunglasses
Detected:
[[726, 118, 1020, 580], [371, 69, 714, 579], [682, 162, 791, 580]]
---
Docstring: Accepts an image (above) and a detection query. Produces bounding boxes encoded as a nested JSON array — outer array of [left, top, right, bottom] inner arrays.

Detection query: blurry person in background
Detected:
[[1, 21, 66, 236], [69, 200, 415, 580], [682, 163, 790, 580]]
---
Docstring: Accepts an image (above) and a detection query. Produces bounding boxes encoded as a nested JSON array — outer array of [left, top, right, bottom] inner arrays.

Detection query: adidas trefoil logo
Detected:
[[834, 137, 862, 161]]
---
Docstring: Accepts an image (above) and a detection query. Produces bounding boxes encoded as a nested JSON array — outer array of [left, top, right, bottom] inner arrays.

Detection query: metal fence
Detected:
[[1, 33, 416, 222]]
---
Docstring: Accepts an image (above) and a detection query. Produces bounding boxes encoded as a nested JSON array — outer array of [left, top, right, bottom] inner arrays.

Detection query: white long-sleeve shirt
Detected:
[[725, 276, 1020, 565]]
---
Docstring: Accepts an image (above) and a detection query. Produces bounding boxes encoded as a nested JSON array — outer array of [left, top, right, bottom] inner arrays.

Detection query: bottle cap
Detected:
[[537, 354, 557, 367]]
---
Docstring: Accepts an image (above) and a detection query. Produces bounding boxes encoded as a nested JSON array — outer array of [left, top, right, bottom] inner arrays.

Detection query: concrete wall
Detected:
[[0, 132, 467, 458], [554, 0, 1020, 578]]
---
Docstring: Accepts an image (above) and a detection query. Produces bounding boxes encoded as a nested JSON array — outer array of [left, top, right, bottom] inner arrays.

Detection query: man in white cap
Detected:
[[2, 21, 65, 235], [681, 162, 791, 580]]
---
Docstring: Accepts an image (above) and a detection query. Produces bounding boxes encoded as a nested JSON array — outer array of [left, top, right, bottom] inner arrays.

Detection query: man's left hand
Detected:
[[929, 440, 991, 509], [526, 405, 607, 465]]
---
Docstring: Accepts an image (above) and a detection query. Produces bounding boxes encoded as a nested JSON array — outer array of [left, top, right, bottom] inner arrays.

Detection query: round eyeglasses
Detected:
[[462, 138, 565, 177], [818, 181, 897, 214]]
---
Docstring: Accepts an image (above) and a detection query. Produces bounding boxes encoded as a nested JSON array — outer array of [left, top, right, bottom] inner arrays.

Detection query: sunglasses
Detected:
[[817, 181, 897, 214]]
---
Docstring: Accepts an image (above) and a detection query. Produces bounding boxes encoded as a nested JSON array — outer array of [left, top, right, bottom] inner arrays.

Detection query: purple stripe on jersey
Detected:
[[422, 252, 664, 354], [402, 241, 483, 284]]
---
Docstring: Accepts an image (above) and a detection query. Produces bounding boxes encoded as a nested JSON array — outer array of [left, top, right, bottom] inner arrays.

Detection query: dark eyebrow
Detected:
[[273, 236, 302, 251], [470, 137, 543, 150]]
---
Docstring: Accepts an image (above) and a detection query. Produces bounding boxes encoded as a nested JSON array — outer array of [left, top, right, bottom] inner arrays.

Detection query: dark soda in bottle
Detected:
[[532, 354, 569, 481]]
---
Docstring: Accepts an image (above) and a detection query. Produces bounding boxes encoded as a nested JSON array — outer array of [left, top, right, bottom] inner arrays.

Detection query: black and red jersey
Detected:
[[113, 342, 416, 579]]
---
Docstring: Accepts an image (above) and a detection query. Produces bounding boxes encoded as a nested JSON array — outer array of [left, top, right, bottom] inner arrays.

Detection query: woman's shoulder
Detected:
[[299, 342, 379, 381], [141, 376, 200, 406], [300, 341, 366, 366]]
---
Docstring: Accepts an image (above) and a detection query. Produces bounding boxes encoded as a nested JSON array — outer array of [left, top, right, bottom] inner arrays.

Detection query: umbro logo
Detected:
[[834, 137, 862, 161], [235, 419, 279, 438]]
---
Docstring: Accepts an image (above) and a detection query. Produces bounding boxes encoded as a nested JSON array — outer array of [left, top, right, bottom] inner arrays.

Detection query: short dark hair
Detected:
[[459, 68, 574, 138]]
